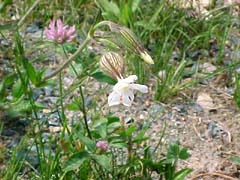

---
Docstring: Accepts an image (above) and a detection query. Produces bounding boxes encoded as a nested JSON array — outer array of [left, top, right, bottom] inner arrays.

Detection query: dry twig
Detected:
[[191, 172, 238, 180]]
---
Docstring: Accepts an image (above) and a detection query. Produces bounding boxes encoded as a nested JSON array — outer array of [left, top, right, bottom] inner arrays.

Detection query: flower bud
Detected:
[[100, 52, 124, 80], [96, 140, 108, 152], [139, 51, 154, 65], [108, 22, 154, 65]]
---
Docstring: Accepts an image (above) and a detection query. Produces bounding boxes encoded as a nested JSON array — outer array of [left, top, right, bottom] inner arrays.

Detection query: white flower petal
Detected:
[[108, 91, 121, 106], [122, 90, 134, 106], [129, 84, 148, 93], [122, 75, 137, 83]]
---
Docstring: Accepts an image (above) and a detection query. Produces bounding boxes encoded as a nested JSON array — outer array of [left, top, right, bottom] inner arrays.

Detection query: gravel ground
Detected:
[[1, 20, 240, 179]]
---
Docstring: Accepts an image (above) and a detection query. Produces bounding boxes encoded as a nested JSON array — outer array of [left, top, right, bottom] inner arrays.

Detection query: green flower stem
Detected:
[[17, 0, 41, 27], [58, 72, 71, 138], [61, 45, 92, 139], [127, 135, 133, 161], [79, 85, 92, 139], [42, 35, 91, 81], [92, 21, 111, 31]]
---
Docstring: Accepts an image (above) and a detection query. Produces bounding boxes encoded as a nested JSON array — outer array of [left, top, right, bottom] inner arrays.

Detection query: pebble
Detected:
[[48, 97, 58, 104], [32, 88, 43, 100], [170, 51, 180, 61], [189, 103, 204, 113], [1, 129, 15, 136], [173, 104, 187, 114], [25, 25, 40, 34], [189, 49, 201, 60], [0, 38, 10, 47], [207, 121, 220, 138], [44, 86, 54, 96], [6, 138, 20, 149], [201, 62, 217, 73], [49, 126, 62, 133], [48, 117, 60, 126]]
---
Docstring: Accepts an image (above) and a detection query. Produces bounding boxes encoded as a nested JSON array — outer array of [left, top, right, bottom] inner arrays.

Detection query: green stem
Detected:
[[127, 135, 133, 161], [79, 85, 92, 139], [43, 35, 91, 81], [58, 72, 71, 138], [61, 45, 92, 139], [17, 0, 41, 27]]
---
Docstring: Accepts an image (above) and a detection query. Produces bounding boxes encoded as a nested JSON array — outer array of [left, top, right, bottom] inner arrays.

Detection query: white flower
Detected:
[[108, 75, 148, 107]]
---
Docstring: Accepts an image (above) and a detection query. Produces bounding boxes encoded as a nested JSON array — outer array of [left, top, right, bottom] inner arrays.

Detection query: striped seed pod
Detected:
[[94, 21, 154, 64], [108, 22, 154, 65], [100, 52, 124, 80]]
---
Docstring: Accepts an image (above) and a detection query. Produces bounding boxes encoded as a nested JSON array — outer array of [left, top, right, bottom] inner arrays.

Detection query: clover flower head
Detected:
[[44, 19, 76, 43], [108, 75, 148, 107], [96, 140, 108, 151]]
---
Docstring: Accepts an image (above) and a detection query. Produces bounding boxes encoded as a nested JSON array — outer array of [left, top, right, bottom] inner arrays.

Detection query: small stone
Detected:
[[25, 25, 40, 34], [43, 109, 51, 114], [190, 103, 204, 113], [190, 50, 201, 60], [49, 126, 62, 133], [44, 86, 54, 96], [208, 121, 220, 138], [173, 104, 187, 114], [196, 92, 215, 112], [201, 62, 217, 73], [48, 97, 58, 104], [170, 51, 180, 61], [1, 129, 15, 136], [32, 88, 43, 100]]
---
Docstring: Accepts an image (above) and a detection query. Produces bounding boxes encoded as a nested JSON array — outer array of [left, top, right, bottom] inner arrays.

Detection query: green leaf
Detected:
[[91, 71, 117, 85], [107, 116, 120, 124], [92, 118, 107, 138], [167, 144, 180, 159], [0, 21, 17, 31], [78, 160, 91, 179], [11, 100, 32, 112], [107, 122, 121, 134], [25, 60, 37, 85], [92, 154, 111, 171], [66, 101, 79, 111], [179, 147, 190, 160], [96, 0, 120, 18], [229, 156, 240, 165], [0, 0, 12, 12], [174, 168, 192, 180], [67, 63, 83, 77], [12, 79, 24, 99], [7, 100, 45, 117], [0, 74, 14, 97], [109, 142, 126, 148], [36, 79, 55, 88], [124, 125, 136, 136], [108, 136, 126, 148], [78, 135, 95, 152], [63, 151, 90, 172], [131, 0, 141, 12]]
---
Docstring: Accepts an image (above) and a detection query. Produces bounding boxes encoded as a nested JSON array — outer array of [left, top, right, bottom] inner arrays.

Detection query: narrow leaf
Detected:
[[174, 168, 192, 180]]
